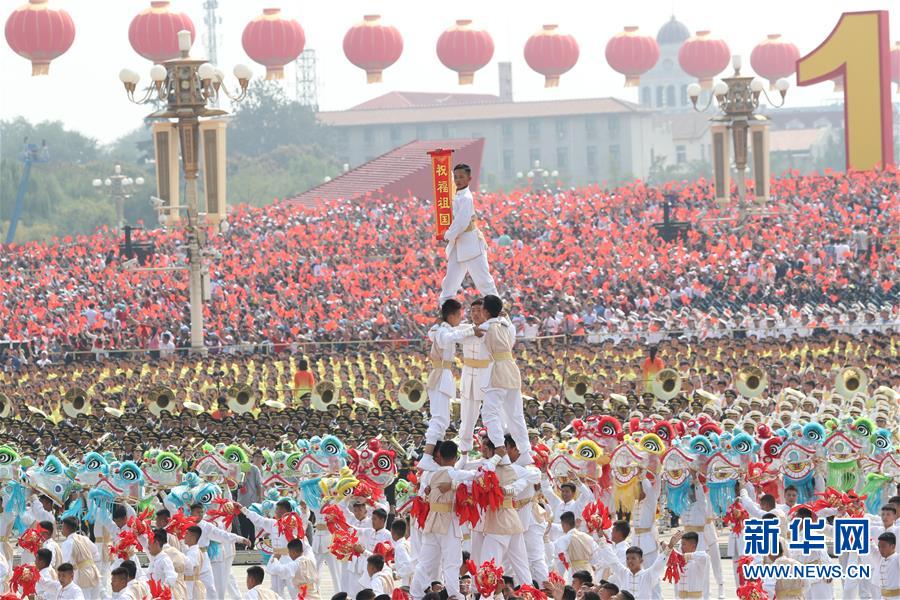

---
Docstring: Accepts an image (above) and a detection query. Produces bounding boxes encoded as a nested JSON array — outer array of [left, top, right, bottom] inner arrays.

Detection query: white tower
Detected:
[[640, 16, 695, 112]]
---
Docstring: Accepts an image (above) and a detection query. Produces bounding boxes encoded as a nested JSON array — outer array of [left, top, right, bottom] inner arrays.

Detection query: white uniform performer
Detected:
[[458, 320, 491, 453], [480, 313, 530, 461], [439, 180, 498, 306], [674, 550, 710, 600], [597, 536, 671, 600], [424, 320, 474, 448], [310, 505, 341, 593], [479, 463, 532, 586], [410, 464, 477, 600]]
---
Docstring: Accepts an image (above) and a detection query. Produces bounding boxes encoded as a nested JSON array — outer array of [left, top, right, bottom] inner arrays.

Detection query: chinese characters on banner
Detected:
[[428, 148, 454, 240]]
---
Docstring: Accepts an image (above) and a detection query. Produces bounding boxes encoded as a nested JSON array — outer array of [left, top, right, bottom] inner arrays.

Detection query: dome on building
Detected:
[[657, 16, 690, 45]]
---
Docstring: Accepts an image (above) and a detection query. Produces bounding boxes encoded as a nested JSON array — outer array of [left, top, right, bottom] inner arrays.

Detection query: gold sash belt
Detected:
[[463, 358, 491, 368]]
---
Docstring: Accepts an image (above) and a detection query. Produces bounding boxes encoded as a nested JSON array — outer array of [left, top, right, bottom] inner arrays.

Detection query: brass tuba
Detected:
[[564, 374, 591, 404], [227, 384, 256, 415], [311, 381, 337, 411], [0, 393, 10, 418], [651, 369, 682, 401], [836, 367, 868, 400], [148, 386, 177, 417], [398, 379, 426, 411], [735, 366, 768, 398], [62, 387, 90, 418]]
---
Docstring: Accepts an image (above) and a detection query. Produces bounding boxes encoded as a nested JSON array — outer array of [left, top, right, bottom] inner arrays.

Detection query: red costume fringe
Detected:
[[472, 470, 503, 512], [164, 510, 199, 540], [410, 496, 430, 529], [10, 565, 39, 598], [664, 550, 686, 584], [206, 497, 242, 529], [16, 526, 42, 556], [455, 484, 479, 528], [723, 500, 750, 535]]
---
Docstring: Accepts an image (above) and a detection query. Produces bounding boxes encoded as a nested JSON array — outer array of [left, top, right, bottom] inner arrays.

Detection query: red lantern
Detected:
[[4, 0, 75, 76], [343, 15, 403, 84], [523, 24, 579, 88], [605, 26, 660, 87], [128, 1, 195, 64], [750, 34, 799, 89], [242, 8, 305, 80], [678, 30, 730, 89], [890, 41, 899, 93], [436, 20, 493, 85]]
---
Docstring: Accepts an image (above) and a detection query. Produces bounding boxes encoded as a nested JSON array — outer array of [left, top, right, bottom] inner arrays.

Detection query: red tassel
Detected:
[[723, 500, 750, 535], [148, 578, 173, 600], [472, 470, 504, 512], [557, 552, 570, 571], [10, 565, 39, 598], [455, 483, 480, 528], [473, 560, 504, 596], [548, 571, 565, 585], [410, 496, 430, 529], [373, 541, 394, 564], [736, 579, 770, 600], [517, 584, 548, 600], [736, 555, 755, 588], [164, 510, 199, 540], [391, 589, 411, 600], [664, 550, 686, 584], [297, 584, 308, 600], [206, 497, 242, 529], [16, 526, 42, 556], [581, 500, 612, 535], [276, 512, 304, 542]]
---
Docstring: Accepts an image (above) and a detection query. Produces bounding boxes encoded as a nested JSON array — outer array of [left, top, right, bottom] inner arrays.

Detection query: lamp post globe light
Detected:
[[119, 29, 251, 354], [688, 54, 788, 213], [92, 164, 144, 229]]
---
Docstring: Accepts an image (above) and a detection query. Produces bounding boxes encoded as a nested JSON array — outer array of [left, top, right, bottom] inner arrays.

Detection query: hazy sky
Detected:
[[1, 0, 896, 144]]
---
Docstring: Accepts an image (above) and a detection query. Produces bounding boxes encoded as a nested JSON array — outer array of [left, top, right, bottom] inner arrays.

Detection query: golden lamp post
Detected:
[[688, 55, 789, 212], [119, 30, 250, 353]]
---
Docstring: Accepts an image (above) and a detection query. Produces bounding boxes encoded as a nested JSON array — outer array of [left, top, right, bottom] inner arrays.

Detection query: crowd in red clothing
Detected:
[[0, 167, 897, 361]]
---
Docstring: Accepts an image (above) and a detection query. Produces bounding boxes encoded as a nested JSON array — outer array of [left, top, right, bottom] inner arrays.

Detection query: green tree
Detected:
[[228, 80, 336, 157]]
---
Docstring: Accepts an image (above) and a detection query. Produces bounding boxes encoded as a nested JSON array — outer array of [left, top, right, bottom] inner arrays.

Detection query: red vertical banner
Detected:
[[428, 148, 454, 240]]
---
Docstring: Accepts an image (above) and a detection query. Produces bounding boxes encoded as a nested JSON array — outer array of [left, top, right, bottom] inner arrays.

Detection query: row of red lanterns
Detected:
[[6, 0, 900, 92]]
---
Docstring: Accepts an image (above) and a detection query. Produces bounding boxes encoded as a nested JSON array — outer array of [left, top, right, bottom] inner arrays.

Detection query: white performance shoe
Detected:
[[718, 583, 725, 599]]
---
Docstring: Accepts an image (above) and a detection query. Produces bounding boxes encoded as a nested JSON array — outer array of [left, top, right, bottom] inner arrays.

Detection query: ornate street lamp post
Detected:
[[92, 164, 144, 230], [688, 55, 789, 212], [119, 30, 251, 353]]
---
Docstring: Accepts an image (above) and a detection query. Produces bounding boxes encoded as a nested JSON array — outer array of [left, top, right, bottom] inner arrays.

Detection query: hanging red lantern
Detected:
[[523, 24, 579, 88], [605, 26, 660, 87], [4, 0, 75, 76], [242, 8, 305, 80], [678, 30, 730, 89], [750, 34, 800, 89], [343, 15, 403, 83], [128, 0, 195, 64], [436, 20, 493, 85]]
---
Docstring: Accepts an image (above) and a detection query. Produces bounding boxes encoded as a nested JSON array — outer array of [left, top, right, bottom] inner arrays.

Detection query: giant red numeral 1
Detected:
[[796, 11, 894, 170]]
